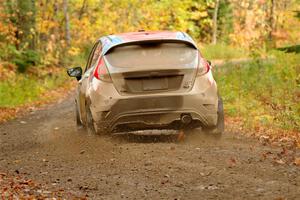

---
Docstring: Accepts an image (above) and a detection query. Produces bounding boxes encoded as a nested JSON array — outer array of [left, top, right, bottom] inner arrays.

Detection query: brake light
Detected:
[[197, 58, 210, 76], [93, 57, 112, 82]]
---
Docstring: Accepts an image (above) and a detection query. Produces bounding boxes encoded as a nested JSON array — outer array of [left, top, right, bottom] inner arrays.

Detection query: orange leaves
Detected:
[[0, 8, 18, 45], [230, 0, 300, 48], [294, 157, 300, 167], [228, 157, 237, 168], [0, 172, 86, 199], [226, 116, 300, 149], [0, 63, 17, 81]]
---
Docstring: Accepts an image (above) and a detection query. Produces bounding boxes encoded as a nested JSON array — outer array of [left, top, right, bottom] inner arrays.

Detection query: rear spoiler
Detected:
[[101, 38, 198, 56]]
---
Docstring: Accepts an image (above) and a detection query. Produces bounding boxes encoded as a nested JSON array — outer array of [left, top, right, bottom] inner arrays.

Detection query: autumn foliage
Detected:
[[0, 0, 299, 69]]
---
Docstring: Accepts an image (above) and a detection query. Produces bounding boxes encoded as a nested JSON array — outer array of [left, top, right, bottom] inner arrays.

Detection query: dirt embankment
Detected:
[[0, 96, 299, 199]]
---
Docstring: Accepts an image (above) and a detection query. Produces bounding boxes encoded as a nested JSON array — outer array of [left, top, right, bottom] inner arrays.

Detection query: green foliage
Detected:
[[294, 10, 300, 19], [0, 71, 67, 107], [16, 0, 37, 50], [200, 43, 248, 60], [214, 51, 300, 131], [277, 45, 300, 54], [217, 0, 233, 43], [0, 45, 17, 61], [12, 50, 41, 73]]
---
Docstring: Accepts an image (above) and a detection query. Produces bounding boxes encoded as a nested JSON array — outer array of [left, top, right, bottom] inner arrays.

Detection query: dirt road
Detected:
[[0, 96, 299, 199]]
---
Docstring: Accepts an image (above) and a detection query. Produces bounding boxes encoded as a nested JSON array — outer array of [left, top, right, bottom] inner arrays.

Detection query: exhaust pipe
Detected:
[[181, 114, 192, 124]]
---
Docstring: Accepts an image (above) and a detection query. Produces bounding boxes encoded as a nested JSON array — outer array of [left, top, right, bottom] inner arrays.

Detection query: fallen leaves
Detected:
[[226, 117, 300, 149], [0, 107, 19, 123], [228, 157, 237, 168], [260, 146, 300, 166], [259, 135, 270, 145], [80, 150, 86, 155], [274, 159, 285, 165], [193, 184, 219, 190], [200, 171, 212, 177], [144, 160, 152, 166], [0, 172, 86, 199], [294, 157, 300, 166], [261, 151, 273, 160]]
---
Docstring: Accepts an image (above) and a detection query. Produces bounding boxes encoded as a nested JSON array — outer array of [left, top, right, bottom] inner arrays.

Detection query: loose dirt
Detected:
[[0, 96, 299, 199]]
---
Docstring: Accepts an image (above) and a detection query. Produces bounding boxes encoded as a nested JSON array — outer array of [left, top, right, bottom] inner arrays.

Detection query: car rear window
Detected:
[[104, 42, 198, 68]]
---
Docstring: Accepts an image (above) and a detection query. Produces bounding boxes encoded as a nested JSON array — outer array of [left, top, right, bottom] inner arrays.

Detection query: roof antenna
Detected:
[[138, 29, 145, 32]]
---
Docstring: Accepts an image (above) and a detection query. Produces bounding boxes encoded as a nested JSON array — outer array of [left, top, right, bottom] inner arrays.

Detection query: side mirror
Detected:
[[67, 67, 82, 81]]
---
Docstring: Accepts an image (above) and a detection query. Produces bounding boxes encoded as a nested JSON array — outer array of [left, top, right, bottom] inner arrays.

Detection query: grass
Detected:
[[0, 47, 85, 109], [214, 50, 300, 131], [200, 43, 248, 60], [0, 67, 70, 107]]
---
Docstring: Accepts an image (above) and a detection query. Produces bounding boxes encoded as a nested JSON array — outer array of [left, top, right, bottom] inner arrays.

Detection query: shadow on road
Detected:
[[109, 129, 223, 144], [112, 133, 178, 143]]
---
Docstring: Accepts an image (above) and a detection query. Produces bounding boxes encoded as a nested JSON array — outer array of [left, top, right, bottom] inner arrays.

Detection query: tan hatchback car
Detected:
[[67, 31, 224, 136]]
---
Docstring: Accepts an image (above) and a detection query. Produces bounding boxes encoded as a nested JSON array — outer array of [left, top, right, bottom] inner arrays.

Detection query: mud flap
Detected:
[[202, 97, 224, 138]]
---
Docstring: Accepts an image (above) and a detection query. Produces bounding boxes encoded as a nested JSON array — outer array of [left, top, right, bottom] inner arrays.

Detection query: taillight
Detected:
[[93, 57, 112, 82], [197, 58, 210, 76]]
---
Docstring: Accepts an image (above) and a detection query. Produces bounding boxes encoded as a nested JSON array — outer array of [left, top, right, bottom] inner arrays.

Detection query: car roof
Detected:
[[99, 31, 197, 55]]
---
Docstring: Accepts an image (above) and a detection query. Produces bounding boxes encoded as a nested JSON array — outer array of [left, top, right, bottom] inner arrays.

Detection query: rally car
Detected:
[[67, 31, 224, 136]]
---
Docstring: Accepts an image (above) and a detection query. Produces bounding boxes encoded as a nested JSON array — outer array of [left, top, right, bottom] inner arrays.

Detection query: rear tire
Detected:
[[86, 106, 97, 135], [203, 97, 224, 138], [75, 102, 83, 129]]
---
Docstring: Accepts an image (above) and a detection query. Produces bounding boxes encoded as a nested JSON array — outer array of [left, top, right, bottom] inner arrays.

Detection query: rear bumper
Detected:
[[103, 110, 217, 132], [89, 78, 218, 132]]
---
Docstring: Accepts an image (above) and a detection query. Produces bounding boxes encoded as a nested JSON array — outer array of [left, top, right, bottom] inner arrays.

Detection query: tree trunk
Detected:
[[212, 0, 220, 45], [63, 0, 71, 47], [53, 0, 59, 42], [268, 0, 276, 48], [79, 0, 87, 20]]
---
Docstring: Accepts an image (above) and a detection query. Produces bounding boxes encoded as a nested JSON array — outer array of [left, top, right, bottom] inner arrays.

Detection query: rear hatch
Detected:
[[104, 42, 198, 95]]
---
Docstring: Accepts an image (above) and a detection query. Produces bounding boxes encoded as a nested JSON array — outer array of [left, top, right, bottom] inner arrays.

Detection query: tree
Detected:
[[212, 0, 219, 44], [217, 0, 233, 43], [16, 0, 36, 50], [78, 0, 87, 20], [268, 0, 277, 48], [63, 0, 71, 47]]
